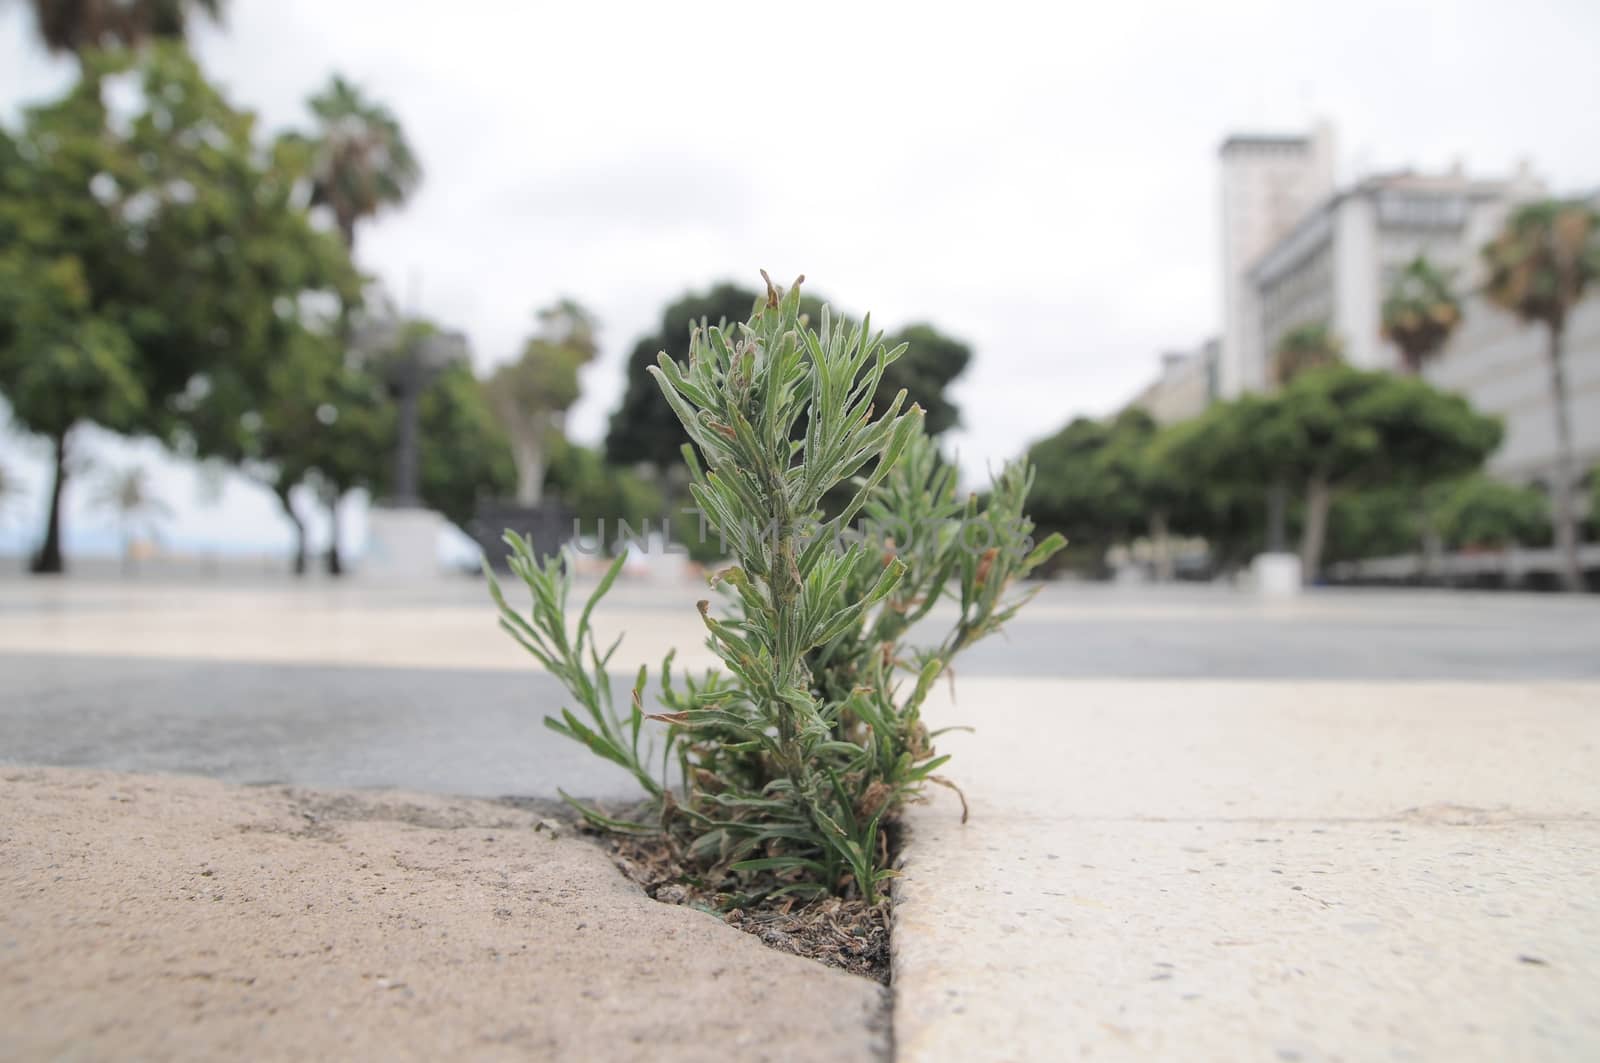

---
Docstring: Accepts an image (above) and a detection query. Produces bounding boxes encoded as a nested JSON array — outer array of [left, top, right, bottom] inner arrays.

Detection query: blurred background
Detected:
[[1, 0, 1597, 590]]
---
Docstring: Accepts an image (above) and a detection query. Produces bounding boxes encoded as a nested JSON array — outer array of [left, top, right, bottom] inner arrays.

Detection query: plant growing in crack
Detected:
[[488, 273, 1062, 905]]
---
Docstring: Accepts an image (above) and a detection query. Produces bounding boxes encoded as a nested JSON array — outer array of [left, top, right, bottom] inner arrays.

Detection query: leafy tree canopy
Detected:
[[605, 283, 762, 468], [1432, 475, 1549, 550], [1024, 407, 1156, 560], [605, 281, 972, 468], [0, 44, 356, 570], [415, 362, 514, 531]]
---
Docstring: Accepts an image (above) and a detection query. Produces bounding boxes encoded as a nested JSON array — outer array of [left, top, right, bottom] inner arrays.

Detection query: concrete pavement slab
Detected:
[[891, 679, 1600, 1061], [0, 766, 888, 1062]]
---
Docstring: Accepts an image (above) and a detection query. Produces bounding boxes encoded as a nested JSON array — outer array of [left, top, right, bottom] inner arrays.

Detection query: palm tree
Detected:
[[301, 76, 422, 251], [1271, 322, 1344, 387], [92, 464, 171, 574], [26, 0, 224, 57], [1382, 257, 1461, 374], [296, 77, 418, 575], [1381, 257, 1466, 578], [1483, 199, 1600, 592]]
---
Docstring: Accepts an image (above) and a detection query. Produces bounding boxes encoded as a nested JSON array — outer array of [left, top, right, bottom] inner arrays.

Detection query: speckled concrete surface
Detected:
[[892, 679, 1600, 1062], [0, 767, 888, 1063]]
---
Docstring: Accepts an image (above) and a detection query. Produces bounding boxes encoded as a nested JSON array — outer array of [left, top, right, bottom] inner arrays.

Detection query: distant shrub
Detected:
[[1434, 475, 1550, 550]]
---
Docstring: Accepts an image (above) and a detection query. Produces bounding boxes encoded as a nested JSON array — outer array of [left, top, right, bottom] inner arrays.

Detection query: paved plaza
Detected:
[[1, 572, 1598, 1059]]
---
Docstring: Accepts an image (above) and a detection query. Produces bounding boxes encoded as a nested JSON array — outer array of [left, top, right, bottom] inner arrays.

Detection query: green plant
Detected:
[[489, 274, 1061, 904]]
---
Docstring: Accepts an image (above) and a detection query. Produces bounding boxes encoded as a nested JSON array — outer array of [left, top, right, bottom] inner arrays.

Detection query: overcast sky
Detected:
[[3, 0, 1599, 556]]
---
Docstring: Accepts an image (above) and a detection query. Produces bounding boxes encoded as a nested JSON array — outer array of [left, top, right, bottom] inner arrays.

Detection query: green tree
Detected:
[[1323, 487, 1418, 564], [415, 361, 514, 532], [543, 439, 663, 532], [487, 301, 598, 506], [298, 75, 421, 251], [0, 257, 145, 571], [1025, 408, 1156, 574], [1382, 257, 1461, 374], [1269, 368, 1500, 580], [304, 363, 392, 575], [1272, 321, 1343, 386], [1433, 475, 1549, 550], [606, 284, 972, 468], [0, 46, 354, 573], [605, 283, 761, 469], [25, 0, 224, 57], [877, 323, 971, 436], [1144, 400, 1273, 573], [1482, 199, 1600, 591], [237, 329, 342, 575], [1381, 256, 1468, 572]]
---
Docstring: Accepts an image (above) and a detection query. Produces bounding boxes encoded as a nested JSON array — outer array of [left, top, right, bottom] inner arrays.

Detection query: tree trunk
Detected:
[[275, 483, 308, 576], [1266, 480, 1288, 553], [1417, 493, 1443, 584], [1150, 510, 1173, 582], [512, 417, 548, 507], [1299, 475, 1333, 585], [31, 429, 70, 575], [1545, 322, 1582, 592], [325, 492, 344, 577]]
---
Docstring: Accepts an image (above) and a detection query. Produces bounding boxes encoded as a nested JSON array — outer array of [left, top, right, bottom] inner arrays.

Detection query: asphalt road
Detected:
[[1, 579, 1596, 800]]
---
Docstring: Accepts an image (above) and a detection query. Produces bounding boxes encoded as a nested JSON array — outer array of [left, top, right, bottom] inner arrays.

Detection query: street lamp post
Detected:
[[353, 317, 466, 508], [351, 316, 468, 580]]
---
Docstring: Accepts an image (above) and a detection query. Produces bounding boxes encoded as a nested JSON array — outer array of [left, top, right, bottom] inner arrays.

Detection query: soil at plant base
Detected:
[[497, 796, 893, 983], [601, 832, 891, 984]]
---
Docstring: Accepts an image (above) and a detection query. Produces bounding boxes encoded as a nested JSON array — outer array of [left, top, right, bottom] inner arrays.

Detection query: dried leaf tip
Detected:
[[758, 269, 805, 308]]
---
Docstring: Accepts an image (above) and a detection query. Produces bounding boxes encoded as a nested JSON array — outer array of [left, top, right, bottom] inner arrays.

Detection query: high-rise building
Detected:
[[1113, 129, 1597, 505], [1217, 124, 1335, 397]]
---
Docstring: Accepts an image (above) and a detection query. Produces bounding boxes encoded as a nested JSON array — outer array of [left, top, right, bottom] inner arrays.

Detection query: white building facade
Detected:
[[1246, 168, 1543, 379], [1214, 127, 1598, 494], [1423, 294, 1600, 484], [1131, 339, 1217, 425]]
